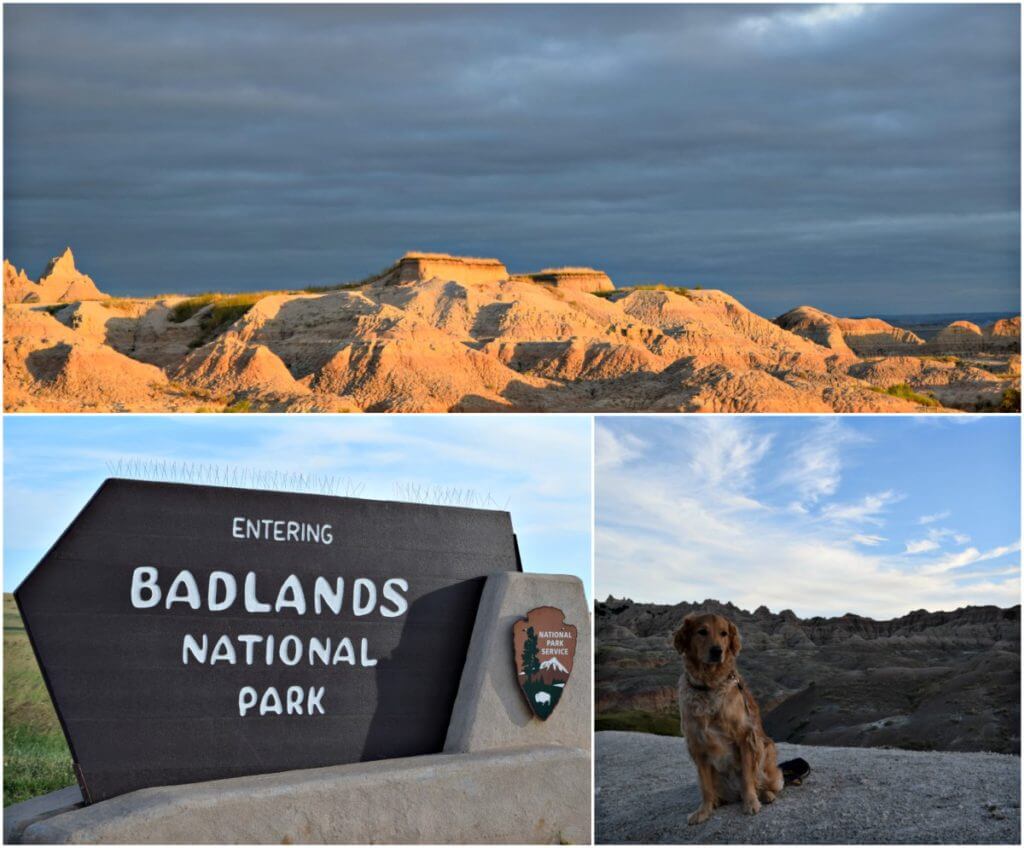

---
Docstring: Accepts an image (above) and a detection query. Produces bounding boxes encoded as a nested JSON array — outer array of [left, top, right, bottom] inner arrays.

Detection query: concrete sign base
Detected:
[[4, 573, 592, 844]]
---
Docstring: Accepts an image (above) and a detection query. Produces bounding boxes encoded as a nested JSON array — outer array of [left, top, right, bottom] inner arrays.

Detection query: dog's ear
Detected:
[[673, 615, 696, 655], [728, 620, 742, 657]]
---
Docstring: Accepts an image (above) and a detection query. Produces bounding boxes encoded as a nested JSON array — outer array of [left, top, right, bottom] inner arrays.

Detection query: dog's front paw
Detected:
[[743, 797, 762, 816], [688, 805, 713, 825], [761, 790, 777, 805]]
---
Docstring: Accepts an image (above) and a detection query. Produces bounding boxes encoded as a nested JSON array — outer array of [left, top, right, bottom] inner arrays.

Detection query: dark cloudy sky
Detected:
[[4, 4, 1020, 315]]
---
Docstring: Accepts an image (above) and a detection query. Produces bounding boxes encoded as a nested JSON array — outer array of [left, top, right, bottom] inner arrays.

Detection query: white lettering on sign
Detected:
[[131, 566, 407, 720], [131, 567, 161, 608], [180, 634, 379, 667], [208, 571, 237, 611], [129, 568, 408, 618], [231, 517, 334, 545], [238, 686, 326, 717]]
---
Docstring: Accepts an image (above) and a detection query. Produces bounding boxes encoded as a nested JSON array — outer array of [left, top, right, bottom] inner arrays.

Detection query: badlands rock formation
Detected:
[[4, 248, 106, 304], [3, 250, 1019, 412], [596, 597, 1020, 755], [776, 306, 925, 356]]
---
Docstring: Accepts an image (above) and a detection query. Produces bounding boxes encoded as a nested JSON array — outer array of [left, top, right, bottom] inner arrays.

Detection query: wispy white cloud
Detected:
[[851, 534, 886, 547], [819, 490, 902, 526], [919, 510, 951, 525], [919, 542, 1022, 577], [595, 424, 647, 470], [774, 419, 850, 507], [683, 417, 773, 493], [905, 525, 973, 555]]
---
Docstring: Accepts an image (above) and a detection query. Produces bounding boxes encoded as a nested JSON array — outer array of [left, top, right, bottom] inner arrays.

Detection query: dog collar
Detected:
[[686, 670, 739, 693], [685, 674, 711, 692]]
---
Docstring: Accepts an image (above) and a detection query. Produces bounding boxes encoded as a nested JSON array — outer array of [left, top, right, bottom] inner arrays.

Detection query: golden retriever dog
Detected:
[[674, 612, 784, 825]]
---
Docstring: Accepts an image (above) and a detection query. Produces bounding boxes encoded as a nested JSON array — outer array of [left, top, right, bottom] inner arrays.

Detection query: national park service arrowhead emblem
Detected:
[[513, 606, 577, 720]]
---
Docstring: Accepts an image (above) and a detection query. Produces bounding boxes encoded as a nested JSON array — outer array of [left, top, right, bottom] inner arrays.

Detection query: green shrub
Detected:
[[882, 383, 940, 407], [203, 294, 265, 332], [223, 398, 253, 413], [169, 293, 218, 323], [999, 387, 1021, 413], [302, 266, 392, 293], [594, 284, 692, 299], [99, 297, 137, 312], [302, 282, 364, 294], [170, 292, 273, 346]]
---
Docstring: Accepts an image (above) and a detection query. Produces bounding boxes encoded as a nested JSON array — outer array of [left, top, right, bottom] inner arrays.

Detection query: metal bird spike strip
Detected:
[[104, 460, 512, 509], [105, 459, 366, 498], [392, 480, 511, 510]]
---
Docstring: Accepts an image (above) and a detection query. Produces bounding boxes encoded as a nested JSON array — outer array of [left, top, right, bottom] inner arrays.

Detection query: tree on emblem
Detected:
[[521, 626, 540, 681]]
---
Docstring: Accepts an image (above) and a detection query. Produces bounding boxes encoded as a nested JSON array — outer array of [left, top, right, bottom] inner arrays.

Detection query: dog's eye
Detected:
[[698, 628, 708, 636], [720, 630, 727, 636]]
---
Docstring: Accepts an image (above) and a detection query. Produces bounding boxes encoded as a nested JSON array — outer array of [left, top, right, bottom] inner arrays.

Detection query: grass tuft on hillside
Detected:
[[869, 383, 940, 407], [4, 594, 74, 806], [594, 709, 682, 737], [171, 292, 279, 347], [593, 284, 698, 300], [999, 387, 1021, 412]]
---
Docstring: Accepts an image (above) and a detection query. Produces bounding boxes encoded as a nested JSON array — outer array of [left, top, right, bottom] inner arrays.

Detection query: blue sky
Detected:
[[3, 416, 592, 596], [596, 416, 1020, 618]]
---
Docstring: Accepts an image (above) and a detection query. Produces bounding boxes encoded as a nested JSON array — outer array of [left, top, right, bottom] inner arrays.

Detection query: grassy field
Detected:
[[3, 593, 74, 806], [594, 709, 682, 737]]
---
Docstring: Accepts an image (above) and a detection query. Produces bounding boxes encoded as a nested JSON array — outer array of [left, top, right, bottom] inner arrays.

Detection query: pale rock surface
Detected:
[[931, 320, 986, 352], [175, 334, 310, 397], [981, 316, 1021, 351], [4, 249, 107, 303], [3, 260, 36, 303], [596, 731, 1019, 844], [515, 267, 616, 292], [776, 306, 925, 356]]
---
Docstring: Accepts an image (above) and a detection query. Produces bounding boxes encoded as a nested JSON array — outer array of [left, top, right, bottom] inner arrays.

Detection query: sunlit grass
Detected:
[[4, 594, 74, 806]]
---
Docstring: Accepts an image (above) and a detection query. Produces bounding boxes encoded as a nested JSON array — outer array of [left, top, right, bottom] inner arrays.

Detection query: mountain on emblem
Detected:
[[513, 606, 577, 720]]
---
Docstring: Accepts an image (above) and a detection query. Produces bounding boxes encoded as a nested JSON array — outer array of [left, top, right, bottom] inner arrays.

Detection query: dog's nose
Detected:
[[708, 646, 723, 661]]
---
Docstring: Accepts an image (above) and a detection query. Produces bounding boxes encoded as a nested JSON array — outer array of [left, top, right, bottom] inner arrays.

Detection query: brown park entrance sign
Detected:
[[513, 606, 577, 720], [14, 479, 521, 803]]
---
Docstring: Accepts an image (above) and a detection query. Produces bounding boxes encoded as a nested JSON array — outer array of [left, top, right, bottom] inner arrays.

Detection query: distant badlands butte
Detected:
[[3, 248, 1020, 413]]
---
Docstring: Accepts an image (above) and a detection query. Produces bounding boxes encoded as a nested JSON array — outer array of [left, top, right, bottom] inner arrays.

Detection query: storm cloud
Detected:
[[4, 4, 1020, 314]]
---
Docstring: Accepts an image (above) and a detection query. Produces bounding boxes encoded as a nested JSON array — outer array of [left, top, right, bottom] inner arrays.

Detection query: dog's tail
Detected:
[[779, 757, 810, 786]]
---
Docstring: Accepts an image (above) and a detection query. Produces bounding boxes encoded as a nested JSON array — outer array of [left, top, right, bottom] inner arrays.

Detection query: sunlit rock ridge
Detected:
[[3, 249, 1019, 413]]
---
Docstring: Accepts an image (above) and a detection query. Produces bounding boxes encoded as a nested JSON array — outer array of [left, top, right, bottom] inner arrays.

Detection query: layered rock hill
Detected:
[[595, 597, 1020, 755], [776, 306, 1021, 358], [776, 306, 926, 356], [3, 249, 1019, 412], [4, 249, 106, 304]]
